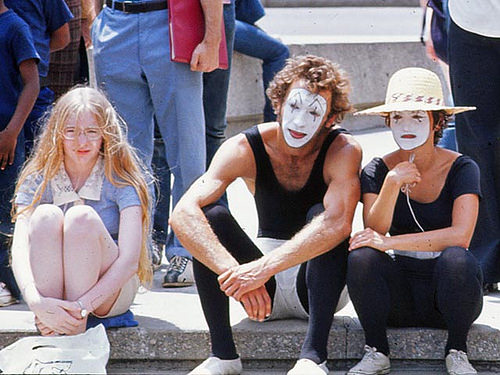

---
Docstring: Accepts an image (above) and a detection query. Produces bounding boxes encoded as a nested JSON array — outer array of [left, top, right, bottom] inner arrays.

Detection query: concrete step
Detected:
[[108, 360, 500, 374], [2, 275, 500, 371]]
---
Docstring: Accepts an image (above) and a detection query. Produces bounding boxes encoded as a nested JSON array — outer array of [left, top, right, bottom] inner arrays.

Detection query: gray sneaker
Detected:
[[150, 241, 163, 272], [162, 255, 194, 287], [445, 349, 477, 375], [347, 345, 390, 375]]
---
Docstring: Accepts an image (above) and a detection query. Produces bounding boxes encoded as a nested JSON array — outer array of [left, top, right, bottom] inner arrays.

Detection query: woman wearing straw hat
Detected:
[[346, 67, 483, 375]]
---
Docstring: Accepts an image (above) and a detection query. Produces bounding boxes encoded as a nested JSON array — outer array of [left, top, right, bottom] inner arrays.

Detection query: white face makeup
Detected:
[[281, 88, 327, 148], [390, 110, 430, 150]]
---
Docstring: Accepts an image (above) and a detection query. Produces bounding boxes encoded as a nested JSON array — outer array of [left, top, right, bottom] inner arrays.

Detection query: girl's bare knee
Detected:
[[30, 204, 64, 232], [64, 205, 101, 237]]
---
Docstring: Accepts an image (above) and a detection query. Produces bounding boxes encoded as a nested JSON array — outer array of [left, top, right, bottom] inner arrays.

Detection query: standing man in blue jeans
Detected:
[[92, 0, 223, 285], [160, 0, 236, 287]]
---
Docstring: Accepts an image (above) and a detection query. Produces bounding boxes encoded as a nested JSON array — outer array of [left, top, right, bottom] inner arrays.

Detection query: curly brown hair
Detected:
[[267, 55, 352, 124]]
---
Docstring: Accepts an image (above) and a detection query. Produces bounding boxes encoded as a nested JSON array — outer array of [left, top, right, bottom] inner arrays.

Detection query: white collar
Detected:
[[51, 158, 105, 206]]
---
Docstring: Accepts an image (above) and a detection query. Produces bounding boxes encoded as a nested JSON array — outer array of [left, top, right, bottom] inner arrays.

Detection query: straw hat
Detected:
[[354, 67, 475, 116]]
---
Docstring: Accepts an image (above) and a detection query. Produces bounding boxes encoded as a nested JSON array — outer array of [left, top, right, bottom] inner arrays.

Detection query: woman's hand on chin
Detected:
[[387, 161, 421, 188], [349, 228, 391, 252], [32, 297, 83, 335]]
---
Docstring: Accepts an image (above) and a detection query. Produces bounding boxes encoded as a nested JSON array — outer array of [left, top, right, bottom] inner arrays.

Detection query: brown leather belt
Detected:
[[105, 0, 167, 13]]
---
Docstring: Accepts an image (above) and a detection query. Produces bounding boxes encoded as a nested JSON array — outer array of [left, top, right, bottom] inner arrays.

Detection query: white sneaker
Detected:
[[347, 345, 390, 375], [162, 255, 194, 287], [287, 358, 329, 374], [188, 356, 242, 375], [445, 349, 477, 375], [0, 283, 18, 307]]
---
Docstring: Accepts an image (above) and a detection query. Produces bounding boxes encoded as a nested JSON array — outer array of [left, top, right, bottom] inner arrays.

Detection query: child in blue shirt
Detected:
[[5, 0, 72, 155], [0, 0, 40, 306]]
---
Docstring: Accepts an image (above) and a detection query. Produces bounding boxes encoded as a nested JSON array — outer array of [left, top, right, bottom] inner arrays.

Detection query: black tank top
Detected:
[[243, 125, 345, 240]]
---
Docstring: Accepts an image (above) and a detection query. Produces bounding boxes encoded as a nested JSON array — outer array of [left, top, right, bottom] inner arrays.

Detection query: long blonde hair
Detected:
[[14, 86, 153, 285]]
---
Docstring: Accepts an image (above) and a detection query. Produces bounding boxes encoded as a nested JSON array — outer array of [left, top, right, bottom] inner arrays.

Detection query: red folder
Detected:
[[167, 0, 228, 70]]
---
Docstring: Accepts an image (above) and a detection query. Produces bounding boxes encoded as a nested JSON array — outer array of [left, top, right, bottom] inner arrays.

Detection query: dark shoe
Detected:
[[162, 255, 194, 287], [483, 283, 498, 295]]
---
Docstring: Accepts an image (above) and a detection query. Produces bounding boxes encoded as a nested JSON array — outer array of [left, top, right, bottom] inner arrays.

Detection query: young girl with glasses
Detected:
[[11, 86, 152, 336]]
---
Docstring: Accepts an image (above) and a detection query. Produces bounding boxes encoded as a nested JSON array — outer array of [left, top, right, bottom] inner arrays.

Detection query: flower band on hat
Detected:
[[389, 93, 442, 106]]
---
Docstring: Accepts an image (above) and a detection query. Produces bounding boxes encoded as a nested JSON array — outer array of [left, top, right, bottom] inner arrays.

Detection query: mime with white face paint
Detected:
[[346, 68, 483, 375], [170, 55, 362, 375]]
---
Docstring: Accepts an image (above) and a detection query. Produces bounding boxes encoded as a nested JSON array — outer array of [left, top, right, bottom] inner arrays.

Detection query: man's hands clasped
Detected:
[[218, 259, 272, 322]]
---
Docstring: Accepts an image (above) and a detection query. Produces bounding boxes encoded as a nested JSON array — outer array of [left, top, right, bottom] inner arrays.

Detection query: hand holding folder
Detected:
[[168, 0, 229, 71]]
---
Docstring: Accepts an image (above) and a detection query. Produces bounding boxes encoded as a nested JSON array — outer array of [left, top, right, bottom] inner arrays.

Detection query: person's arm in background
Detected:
[[49, 23, 70, 52], [420, 0, 439, 61], [81, 0, 96, 48], [46, 0, 74, 51], [0, 59, 39, 170], [190, 0, 222, 72]]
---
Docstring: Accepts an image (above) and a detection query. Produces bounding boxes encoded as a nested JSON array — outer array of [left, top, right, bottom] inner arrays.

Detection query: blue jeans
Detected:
[[152, 122, 170, 248], [92, 6, 206, 260], [234, 20, 289, 122], [204, 1, 236, 168], [0, 114, 25, 299], [448, 20, 500, 282]]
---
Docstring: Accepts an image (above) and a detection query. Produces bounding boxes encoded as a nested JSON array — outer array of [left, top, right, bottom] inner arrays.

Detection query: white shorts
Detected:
[[255, 237, 349, 321]]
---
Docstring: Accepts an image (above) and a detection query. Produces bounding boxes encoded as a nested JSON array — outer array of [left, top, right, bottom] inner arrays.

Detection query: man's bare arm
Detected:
[[170, 134, 256, 275], [190, 0, 222, 72], [219, 134, 362, 300]]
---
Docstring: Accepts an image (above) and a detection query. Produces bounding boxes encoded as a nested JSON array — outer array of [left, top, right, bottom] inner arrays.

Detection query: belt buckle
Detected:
[[121, 1, 135, 12]]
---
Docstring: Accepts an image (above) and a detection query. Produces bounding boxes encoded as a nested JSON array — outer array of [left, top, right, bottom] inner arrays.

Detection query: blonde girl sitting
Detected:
[[11, 86, 152, 336]]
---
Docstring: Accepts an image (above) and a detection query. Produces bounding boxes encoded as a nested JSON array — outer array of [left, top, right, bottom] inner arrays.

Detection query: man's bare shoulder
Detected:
[[222, 123, 278, 157], [320, 130, 362, 186], [209, 131, 257, 181], [327, 129, 362, 161]]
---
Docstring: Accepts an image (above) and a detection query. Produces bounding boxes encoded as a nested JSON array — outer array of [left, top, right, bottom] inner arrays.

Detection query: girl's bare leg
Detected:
[[62, 205, 120, 333], [29, 204, 65, 335]]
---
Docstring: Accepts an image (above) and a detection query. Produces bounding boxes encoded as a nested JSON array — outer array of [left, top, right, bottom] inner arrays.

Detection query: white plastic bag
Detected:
[[0, 324, 110, 374]]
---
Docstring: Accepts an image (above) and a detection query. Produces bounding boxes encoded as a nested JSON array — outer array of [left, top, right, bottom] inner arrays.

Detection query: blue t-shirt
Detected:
[[15, 173, 142, 239], [5, 0, 73, 77], [0, 10, 40, 128]]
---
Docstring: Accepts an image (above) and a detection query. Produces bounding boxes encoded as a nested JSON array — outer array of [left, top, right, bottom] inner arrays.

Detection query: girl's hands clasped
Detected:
[[32, 297, 84, 335]]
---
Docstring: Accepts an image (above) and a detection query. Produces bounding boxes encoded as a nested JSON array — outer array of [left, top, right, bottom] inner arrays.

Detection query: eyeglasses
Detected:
[[63, 127, 102, 141]]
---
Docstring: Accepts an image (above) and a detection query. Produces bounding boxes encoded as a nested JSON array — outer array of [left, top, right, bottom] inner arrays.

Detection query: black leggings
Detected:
[[194, 203, 349, 363], [347, 247, 483, 356]]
